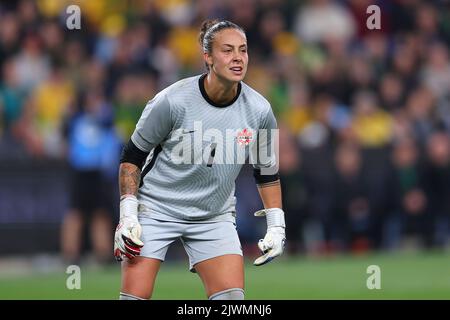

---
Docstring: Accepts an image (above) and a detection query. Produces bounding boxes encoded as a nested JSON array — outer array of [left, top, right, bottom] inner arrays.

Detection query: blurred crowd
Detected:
[[1, 0, 450, 260]]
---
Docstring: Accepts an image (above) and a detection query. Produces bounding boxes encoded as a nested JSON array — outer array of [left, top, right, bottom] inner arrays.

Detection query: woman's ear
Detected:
[[204, 52, 213, 69]]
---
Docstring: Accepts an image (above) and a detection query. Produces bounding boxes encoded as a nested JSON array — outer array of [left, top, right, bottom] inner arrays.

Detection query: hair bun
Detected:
[[199, 19, 220, 46]]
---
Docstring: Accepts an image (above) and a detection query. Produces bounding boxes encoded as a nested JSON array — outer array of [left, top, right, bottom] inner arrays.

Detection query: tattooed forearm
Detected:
[[119, 163, 142, 197]]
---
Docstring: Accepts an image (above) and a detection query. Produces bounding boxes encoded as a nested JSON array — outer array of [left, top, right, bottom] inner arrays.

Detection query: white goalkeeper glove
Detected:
[[114, 195, 144, 261], [254, 208, 286, 266]]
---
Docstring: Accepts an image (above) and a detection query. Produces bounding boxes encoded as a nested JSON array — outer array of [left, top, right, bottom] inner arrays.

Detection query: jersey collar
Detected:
[[198, 74, 242, 108]]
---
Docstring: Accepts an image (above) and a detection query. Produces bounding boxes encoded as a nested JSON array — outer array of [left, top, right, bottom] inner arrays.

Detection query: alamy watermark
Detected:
[[168, 121, 279, 175], [66, 5, 81, 30], [66, 265, 81, 290], [366, 5, 381, 30], [366, 265, 381, 290]]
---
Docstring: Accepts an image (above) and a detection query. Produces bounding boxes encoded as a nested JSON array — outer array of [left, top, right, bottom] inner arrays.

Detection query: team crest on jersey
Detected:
[[236, 128, 253, 146]]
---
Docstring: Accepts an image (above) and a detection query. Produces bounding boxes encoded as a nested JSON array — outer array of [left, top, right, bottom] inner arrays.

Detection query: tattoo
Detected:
[[257, 180, 280, 188], [119, 163, 141, 197]]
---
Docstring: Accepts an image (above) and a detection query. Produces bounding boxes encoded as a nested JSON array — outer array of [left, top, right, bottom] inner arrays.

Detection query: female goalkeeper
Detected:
[[114, 19, 286, 300]]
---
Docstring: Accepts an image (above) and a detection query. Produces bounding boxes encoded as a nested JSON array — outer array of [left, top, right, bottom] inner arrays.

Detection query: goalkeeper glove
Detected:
[[114, 195, 144, 261], [253, 208, 286, 266]]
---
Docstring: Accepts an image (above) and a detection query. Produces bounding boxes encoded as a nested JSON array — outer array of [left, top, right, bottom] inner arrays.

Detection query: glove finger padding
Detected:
[[122, 223, 144, 247], [121, 226, 144, 256], [122, 235, 142, 255], [114, 243, 123, 262], [114, 241, 134, 261], [254, 248, 281, 266], [257, 238, 272, 253], [114, 247, 134, 261], [114, 220, 144, 260], [254, 241, 284, 266], [254, 227, 285, 266]]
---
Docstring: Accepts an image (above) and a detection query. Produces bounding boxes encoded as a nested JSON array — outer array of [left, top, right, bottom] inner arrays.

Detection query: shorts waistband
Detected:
[[138, 204, 236, 224]]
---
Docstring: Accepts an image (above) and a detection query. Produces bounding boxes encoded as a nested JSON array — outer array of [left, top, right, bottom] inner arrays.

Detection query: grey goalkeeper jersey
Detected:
[[131, 74, 278, 221]]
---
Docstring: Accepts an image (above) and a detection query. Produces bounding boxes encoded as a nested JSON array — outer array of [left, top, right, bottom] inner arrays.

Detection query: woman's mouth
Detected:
[[230, 66, 243, 75]]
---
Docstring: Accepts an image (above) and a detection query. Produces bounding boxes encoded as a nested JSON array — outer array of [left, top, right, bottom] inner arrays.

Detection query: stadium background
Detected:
[[0, 0, 449, 299]]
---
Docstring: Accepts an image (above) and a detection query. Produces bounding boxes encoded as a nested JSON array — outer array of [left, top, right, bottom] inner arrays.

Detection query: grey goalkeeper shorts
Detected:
[[137, 212, 243, 272]]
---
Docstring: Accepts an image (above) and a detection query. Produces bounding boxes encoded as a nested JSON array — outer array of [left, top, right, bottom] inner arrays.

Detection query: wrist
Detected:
[[120, 194, 137, 201]]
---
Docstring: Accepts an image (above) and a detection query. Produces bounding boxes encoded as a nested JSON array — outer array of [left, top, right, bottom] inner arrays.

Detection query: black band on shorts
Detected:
[[120, 139, 149, 169]]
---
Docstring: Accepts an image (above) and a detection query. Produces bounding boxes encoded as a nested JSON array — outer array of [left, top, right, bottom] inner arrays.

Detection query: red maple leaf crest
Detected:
[[236, 128, 253, 146]]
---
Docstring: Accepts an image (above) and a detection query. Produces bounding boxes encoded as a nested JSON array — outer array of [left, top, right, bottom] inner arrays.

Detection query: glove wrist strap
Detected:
[[120, 195, 139, 219], [266, 208, 285, 228]]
